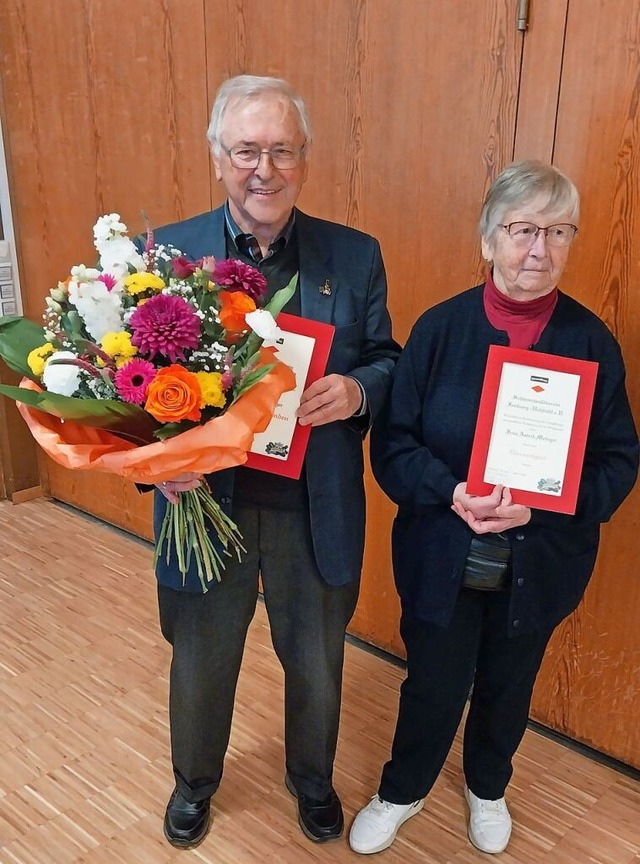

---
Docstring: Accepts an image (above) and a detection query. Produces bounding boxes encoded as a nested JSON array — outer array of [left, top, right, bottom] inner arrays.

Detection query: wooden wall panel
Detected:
[[513, 0, 569, 162], [522, 0, 640, 769], [0, 0, 211, 531], [1, 0, 639, 766]]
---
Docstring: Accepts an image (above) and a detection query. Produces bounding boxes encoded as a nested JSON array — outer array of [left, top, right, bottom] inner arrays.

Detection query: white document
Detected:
[[484, 362, 580, 495], [249, 330, 315, 460]]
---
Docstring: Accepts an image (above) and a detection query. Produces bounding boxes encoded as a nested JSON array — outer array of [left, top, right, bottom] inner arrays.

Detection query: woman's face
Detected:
[[482, 195, 577, 302]]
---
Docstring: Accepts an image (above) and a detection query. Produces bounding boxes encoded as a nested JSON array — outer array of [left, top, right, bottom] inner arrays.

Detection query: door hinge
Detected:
[[517, 0, 530, 32]]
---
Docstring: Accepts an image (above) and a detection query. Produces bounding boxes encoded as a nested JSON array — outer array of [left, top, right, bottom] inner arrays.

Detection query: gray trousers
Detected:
[[158, 504, 360, 803]]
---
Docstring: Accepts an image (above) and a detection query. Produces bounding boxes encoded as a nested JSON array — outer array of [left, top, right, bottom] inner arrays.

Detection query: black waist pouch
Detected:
[[462, 534, 512, 591]]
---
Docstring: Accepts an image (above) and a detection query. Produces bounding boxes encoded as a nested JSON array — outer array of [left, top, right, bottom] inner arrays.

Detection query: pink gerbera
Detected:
[[97, 272, 118, 291], [129, 294, 201, 362], [114, 358, 157, 405], [213, 258, 267, 301]]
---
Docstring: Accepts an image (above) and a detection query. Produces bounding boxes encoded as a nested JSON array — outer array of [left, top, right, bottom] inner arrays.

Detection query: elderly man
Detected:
[[150, 75, 400, 848]]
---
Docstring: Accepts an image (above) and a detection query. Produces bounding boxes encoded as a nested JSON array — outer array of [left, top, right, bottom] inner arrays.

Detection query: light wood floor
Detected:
[[0, 499, 639, 864]]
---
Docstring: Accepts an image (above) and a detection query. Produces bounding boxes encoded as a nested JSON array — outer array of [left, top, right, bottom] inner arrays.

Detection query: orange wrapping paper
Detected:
[[16, 350, 296, 485]]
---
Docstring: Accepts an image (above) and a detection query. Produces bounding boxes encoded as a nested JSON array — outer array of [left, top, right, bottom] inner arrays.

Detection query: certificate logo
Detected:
[[537, 477, 562, 494], [265, 441, 289, 458]]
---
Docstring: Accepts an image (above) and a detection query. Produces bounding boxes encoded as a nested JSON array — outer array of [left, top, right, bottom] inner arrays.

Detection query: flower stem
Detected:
[[153, 486, 245, 591]]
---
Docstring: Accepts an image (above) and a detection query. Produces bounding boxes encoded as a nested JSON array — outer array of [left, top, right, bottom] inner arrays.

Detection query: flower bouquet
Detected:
[[0, 214, 296, 589]]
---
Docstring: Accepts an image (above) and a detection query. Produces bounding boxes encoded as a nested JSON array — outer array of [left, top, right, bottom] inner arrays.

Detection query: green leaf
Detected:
[[231, 363, 274, 401], [264, 273, 299, 319], [0, 316, 48, 380], [233, 273, 299, 363], [0, 383, 160, 445]]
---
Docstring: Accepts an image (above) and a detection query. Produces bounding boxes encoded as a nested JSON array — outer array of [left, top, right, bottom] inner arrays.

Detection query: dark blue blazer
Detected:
[[149, 206, 400, 591]]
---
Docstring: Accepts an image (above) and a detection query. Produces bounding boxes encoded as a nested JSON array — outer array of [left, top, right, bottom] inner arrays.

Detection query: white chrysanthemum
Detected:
[[68, 276, 125, 341], [42, 351, 81, 396], [71, 264, 101, 282], [93, 213, 128, 243], [245, 309, 284, 345], [92, 214, 145, 278]]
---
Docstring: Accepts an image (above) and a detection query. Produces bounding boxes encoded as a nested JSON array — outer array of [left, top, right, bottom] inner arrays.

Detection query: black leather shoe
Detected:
[[285, 774, 344, 842], [163, 788, 211, 848]]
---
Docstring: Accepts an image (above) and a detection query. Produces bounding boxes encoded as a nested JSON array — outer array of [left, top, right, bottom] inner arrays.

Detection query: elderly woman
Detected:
[[349, 161, 638, 856]]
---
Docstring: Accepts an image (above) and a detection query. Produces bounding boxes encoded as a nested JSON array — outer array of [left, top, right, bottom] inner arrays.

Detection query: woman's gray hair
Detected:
[[206, 75, 312, 156], [479, 160, 580, 242]]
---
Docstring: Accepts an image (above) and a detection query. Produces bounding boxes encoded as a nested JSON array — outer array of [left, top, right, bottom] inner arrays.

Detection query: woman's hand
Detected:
[[452, 483, 531, 534], [156, 472, 202, 504]]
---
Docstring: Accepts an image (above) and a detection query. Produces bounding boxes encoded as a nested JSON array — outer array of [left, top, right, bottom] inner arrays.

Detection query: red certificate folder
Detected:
[[467, 345, 598, 514], [244, 312, 335, 479]]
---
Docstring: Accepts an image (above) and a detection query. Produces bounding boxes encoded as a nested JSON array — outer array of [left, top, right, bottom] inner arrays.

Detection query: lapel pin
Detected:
[[319, 278, 332, 296]]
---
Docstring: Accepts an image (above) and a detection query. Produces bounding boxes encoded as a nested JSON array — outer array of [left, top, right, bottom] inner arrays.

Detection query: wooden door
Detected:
[[515, 0, 640, 769]]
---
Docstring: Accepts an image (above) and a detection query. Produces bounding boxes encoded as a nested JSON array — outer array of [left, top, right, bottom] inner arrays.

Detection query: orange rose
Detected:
[[218, 290, 257, 332], [145, 365, 202, 423]]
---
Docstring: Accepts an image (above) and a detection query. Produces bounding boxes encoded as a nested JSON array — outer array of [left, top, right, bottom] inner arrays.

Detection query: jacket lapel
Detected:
[[295, 210, 336, 324], [209, 206, 227, 261]]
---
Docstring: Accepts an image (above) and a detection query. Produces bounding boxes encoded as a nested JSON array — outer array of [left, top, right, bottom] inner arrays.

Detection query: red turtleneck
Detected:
[[483, 272, 558, 349]]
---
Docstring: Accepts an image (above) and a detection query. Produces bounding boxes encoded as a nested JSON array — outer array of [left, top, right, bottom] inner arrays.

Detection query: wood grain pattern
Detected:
[[514, 0, 569, 162], [527, 0, 640, 770], [0, 498, 639, 863], [0, 0, 639, 767]]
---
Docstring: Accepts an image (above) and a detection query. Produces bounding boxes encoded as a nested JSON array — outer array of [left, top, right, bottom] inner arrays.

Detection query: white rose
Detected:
[[42, 351, 81, 396], [244, 309, 284, 346]]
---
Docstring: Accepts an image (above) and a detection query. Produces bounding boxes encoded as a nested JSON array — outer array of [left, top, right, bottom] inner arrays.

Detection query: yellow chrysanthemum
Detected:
[[123, 272, 165, 296], [27, 343, 55, 378], [100, 331, 138, 368], [195, 371, 226, 409]]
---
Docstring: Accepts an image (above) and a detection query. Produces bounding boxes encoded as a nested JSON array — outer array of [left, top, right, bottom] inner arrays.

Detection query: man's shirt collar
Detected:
[[223, 203, 296, 262]]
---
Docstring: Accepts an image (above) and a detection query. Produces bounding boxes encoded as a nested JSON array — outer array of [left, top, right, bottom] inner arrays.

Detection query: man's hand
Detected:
[[452, 483, 531, 534], [296, 374, 363, 427], [156, 472, 202, 504]]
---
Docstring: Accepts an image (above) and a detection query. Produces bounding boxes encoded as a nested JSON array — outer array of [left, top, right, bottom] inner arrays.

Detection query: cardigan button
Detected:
[[515, 532, 525, 541], [517, 577, 525, 587], [513, 619, 521, 628], [221, 496, 231, 505]]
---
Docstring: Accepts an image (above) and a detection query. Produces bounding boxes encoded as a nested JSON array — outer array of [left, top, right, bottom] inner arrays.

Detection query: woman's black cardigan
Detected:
[[371, 285, 639, 635]]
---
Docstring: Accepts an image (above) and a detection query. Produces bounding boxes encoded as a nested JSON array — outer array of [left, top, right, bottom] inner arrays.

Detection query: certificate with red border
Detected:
[[244, 312, 334, 479], [467, 346, 598, 514]]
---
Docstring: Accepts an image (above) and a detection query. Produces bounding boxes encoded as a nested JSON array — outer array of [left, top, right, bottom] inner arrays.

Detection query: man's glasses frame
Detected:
[[220, 142, 307, 170]]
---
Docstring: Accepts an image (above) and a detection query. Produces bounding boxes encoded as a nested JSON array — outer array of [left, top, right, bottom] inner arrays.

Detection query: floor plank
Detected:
[[0, 499, 638, 863]]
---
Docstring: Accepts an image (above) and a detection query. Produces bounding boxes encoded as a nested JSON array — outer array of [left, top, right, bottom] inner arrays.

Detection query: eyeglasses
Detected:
[[220, 143, 307, 170], [499, 222, 578, 247]]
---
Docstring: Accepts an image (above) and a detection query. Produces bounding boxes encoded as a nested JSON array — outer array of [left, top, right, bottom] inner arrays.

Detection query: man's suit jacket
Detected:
[[149, 206, 400, 591]]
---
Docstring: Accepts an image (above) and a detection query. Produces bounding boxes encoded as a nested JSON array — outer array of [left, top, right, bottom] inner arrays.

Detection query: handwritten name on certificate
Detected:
[[485, 363, 579, 495], [467, 346, 598, 513]]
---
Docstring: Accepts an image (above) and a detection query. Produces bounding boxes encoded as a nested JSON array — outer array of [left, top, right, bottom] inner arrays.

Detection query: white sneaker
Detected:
[[349, 795, 425, 854], [464, 785, 512, 854]]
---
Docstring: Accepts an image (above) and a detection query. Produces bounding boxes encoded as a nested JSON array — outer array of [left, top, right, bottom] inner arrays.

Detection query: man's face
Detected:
[[213, 93, 308, 241]]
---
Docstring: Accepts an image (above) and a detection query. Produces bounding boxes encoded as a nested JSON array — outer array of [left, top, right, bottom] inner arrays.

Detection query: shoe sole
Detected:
[[284, 774, 343, 843], [464, 786, 511, 855], [349, 799, 425, 855], [163, 816, 211, 849]]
